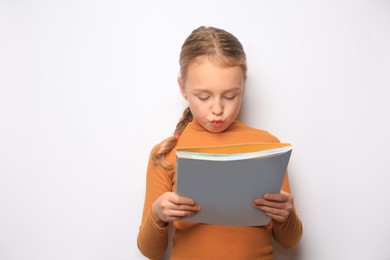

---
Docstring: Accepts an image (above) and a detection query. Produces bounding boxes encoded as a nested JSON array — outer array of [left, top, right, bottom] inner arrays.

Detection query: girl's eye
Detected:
[[224, 96, 236, 100], [198, 96, 210, 101]]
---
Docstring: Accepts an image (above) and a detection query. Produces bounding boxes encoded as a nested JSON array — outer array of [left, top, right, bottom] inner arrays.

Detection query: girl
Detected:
[[137, 26, 302, 260]]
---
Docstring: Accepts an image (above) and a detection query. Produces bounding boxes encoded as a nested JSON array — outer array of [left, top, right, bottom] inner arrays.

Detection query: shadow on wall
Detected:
[[273, 239, 302, 260]]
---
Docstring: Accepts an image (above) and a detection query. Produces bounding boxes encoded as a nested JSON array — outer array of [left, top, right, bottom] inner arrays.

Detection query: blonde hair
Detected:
[[152, 26, 247, 169]]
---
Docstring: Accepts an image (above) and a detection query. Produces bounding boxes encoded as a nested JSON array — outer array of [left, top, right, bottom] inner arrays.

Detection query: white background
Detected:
[[1, 1, 390, 259]]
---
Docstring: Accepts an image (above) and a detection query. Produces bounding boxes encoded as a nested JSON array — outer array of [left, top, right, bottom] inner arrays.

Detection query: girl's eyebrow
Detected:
[[224, 87, 243, 93], [192, 88, 210, 93], [192, 87, 243, 94]]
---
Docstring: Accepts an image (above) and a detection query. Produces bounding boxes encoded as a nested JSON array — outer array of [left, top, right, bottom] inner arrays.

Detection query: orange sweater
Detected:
[[137, 120, 302, 260]]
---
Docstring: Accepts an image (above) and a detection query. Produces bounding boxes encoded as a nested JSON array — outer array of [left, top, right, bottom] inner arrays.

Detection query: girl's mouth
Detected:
[[211, 120, 224, 127]]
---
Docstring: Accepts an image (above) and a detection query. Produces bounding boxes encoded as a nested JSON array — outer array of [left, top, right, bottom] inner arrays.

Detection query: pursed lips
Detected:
[[210, 119, 224, 127]]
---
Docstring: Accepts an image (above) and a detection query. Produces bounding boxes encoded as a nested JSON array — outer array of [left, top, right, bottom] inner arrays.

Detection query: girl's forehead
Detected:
[[185, 62, 244, 92]]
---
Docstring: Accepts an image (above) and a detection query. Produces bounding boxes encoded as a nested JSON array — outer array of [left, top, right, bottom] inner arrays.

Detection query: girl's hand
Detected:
[[252, 190, 294, 223], [151, 192, 201, 228]]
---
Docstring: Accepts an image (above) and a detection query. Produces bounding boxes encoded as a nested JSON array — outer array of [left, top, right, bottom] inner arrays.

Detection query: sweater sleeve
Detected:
[[271, 171, 303, 249], [137, 147, 175, 259]]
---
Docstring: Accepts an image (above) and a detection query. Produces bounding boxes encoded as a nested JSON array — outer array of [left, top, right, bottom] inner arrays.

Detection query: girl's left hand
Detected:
[[252, 190, 294, 223]]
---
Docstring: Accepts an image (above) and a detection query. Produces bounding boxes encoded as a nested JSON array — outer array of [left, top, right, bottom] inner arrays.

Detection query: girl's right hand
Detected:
[[151, 192, 201, 228]]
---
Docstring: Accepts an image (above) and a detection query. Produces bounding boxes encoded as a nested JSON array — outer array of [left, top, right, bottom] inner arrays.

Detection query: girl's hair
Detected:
[[152, 26, 247, 169]]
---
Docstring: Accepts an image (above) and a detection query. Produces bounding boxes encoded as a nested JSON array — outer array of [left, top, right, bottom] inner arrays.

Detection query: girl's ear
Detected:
[[178, 77, 187, 100]]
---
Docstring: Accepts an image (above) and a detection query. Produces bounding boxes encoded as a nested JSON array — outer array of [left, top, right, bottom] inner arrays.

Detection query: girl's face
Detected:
[[179, 56, 245, 133]]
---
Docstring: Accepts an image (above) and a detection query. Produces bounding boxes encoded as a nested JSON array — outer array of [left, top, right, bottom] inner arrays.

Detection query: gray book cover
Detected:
[[175, 145, 292, 226]]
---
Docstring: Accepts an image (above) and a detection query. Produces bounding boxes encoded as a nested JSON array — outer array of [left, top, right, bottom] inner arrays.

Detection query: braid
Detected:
[[152, 107, 193, 169], [174, 107, 193, 135]]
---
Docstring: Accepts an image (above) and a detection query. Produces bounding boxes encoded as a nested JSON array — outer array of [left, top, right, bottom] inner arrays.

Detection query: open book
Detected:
[[175, 142, 292, 226]]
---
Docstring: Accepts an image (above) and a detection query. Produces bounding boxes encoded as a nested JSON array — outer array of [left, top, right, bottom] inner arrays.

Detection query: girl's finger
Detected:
[[264, 212, 286, 223], [170, 194, 197, 206], [166, 208, 200, 219], [170, 203, 200, 212]]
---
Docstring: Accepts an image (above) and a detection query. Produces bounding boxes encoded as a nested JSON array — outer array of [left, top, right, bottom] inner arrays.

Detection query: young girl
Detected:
[[137, 26, 302, 260]]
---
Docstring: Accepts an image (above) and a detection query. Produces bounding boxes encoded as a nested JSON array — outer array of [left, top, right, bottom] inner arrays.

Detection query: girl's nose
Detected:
[[211, 101, 223, 116]]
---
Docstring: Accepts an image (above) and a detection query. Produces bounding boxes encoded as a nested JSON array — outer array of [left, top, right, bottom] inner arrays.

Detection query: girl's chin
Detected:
[[204, 123, 228, 133]]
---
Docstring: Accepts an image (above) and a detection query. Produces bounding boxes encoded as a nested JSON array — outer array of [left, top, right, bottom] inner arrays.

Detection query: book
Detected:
[[175, 142, 292, 226]]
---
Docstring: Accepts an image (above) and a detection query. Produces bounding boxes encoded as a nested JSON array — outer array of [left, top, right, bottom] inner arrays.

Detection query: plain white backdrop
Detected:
[[1, 1, 390, 259]]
